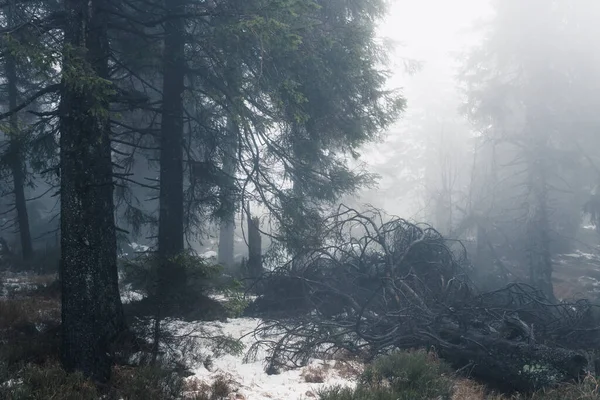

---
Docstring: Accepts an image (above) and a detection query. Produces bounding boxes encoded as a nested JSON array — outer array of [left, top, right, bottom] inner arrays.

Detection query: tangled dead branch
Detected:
[[246, 205, 600, 392]]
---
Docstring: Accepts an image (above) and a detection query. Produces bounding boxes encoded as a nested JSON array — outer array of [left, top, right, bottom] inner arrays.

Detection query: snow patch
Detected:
[[561, 250, 600, 261], [131, 242, 150, 252], [120, 283, 146, 304], [1, 272, 38, 298], [120, 289, 145, 304], [168, 318, 358, 399], [201, 250, 218, 260]]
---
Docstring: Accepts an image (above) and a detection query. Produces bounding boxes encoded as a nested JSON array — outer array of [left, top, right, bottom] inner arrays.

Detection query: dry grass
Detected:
[[27, 273, 58, 287], [184, 374, 236, 399], [303, 364, 330, 383], [452, 379, 509, 400], [332, 360, 363, 379], [452, 379, 488, 400], [0, 297, 60, 329], [451, 375, 600, 400], [0, 363, 230, 400], [1, 271, 60, 300], [0, 362, 99, 400], [527, 374, 600, 399], [0, 288, 61, 369]]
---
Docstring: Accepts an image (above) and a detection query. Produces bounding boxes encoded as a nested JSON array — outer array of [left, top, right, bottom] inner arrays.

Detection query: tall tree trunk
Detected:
[[5, 0, 33, 260], [247, 210, 262, 279], [217, 116, 238, 273], [218, 217, 235, 270], [59, 0, 125, 382], [527, 147, 555, 301], [157, 0, 186, 297]]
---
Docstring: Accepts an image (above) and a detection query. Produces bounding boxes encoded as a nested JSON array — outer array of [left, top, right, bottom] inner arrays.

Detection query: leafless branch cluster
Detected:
[[246, 205, 599, 391]]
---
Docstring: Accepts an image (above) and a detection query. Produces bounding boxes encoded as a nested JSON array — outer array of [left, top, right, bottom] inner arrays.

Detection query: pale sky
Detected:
[[379, 0, 492, 91]]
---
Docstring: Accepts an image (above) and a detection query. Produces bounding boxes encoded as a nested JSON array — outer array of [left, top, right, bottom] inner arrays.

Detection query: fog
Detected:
[[354, 0, 491, 219], [351, 0, 600, 297], [3, 0, 600, 292]]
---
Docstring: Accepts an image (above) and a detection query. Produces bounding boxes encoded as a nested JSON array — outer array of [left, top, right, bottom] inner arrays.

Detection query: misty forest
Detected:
[[3, 0, 600, 399]]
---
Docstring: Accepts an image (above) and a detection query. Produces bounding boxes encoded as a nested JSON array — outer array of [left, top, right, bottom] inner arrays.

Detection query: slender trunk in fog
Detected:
[[526, 143, 555, 301], [5, 0, 33, 260], [218, 218, 235, 270], [218, 116, 238, 272]]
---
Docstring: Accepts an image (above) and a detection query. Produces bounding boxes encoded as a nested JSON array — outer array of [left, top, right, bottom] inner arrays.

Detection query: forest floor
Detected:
[[169, 317, 362, 399], [3, 260, 600, 399]]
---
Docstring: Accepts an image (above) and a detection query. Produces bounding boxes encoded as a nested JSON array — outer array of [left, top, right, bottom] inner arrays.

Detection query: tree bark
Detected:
[[218, 218, 235, 271], [5, 0, 33, 260], [247, 211, 262, 279], [59, 0, 125, 382], [157, 0, 186, 297]]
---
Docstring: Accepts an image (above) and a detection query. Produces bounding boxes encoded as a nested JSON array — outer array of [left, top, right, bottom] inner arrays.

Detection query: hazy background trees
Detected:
[[353, 0, 600, 298]]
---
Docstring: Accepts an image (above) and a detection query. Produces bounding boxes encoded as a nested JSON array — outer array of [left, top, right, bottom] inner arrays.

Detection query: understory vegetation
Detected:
[[2, 234, 600, 399]]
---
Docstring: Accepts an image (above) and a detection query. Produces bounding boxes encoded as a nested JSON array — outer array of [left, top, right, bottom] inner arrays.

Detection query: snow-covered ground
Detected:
[[2, 273, 359, 399], [120, 284, 145, 304], [174, 318, 359, 400], [117, 283, 359, 399]]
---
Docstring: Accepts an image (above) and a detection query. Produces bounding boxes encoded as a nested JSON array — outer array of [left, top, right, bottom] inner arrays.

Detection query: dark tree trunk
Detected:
[[5, 0, 33, 260], [218, 218, 235, 270], [247, 212, 262, 279], [157, 0, 186, 298], [527, 149, 555, 301], [218, 117, 238, 273], [59, 0, 125, 382]]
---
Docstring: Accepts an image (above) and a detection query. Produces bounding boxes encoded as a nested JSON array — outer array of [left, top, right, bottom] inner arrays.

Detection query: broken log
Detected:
[[247, 206, 600, 393], [437, 332, 589, 393]]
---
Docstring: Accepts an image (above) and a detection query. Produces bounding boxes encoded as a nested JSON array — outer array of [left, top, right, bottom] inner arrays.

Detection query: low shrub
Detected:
[[0, 362, 227, 400], [0, 297, 61, 369], [121, 251, 223, 298], [0, 363, 99, 400], [319, 350, 454, 400], [121, 251, 242, 321], [526, 374, 600, 400], [186, 375, 234, 400], [361, 350, 454, 398], [319, 350, 600, 400], [112, 365, 188, 400]]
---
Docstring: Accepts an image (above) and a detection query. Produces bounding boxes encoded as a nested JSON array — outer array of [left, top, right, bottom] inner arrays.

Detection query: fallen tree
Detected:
[[246, 206, 599, 392]]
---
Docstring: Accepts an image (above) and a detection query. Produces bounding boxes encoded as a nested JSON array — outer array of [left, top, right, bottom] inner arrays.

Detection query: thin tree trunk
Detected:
[[157, 0, 186, 298], [59, 0, 125, 382], [218, 116, 238, 273], [527, 149, 555, 301], [247, 210, 262, 279], [5, 0, 33, 260], [218, 219, 235, 270]]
